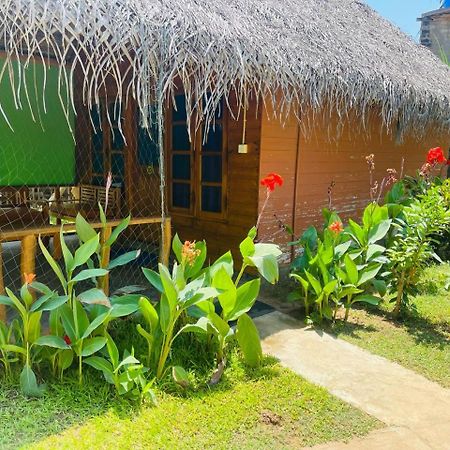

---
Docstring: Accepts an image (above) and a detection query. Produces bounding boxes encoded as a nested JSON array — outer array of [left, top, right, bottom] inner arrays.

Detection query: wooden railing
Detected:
[[0, 216, 171, 322]]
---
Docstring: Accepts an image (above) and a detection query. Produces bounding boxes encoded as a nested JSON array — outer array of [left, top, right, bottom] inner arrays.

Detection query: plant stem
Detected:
[[78, 354, 83, 385], [235, 264, 248, 287]]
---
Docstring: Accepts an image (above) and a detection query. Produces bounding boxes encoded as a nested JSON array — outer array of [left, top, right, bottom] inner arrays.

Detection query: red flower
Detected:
[[329, 221, 344, 234], [261, 173, 284, 192], [63, 335, 72, 345], [426, 147, 448, 165]]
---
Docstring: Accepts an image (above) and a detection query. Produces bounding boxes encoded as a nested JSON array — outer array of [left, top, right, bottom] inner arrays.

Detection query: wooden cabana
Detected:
[[0, 0, 449, 324]]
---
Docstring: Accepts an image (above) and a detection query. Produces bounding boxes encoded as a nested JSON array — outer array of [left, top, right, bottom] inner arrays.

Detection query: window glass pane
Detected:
[[202, 155, 222, 182], [173, 95, 187, 122], [202, 186, 221, 213], [173, 183, 191, 209], [92, 147, 103, 174], [203, 124, 222, 152], [92, 176, 104, 187], [111, 127, 125, 150], [173, 154, 191, 180], [111, 153, 125, 177], [172, 124, 190, 151]]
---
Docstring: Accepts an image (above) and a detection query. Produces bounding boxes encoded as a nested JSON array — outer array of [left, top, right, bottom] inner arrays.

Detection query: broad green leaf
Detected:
[[323, 279, 337, 296], [348, 220, 365, 246], [334, 240, 352, 259], [59, 349, 74, 371], [108, 250, 140, 270], [210, 251, 234, 278], [75, 213, 97, 243], [137, 323, 154, 344], [290, 273, 309, 292], [172, 233, 183, 263], [74, 300, 90, 339], [5, 288, 26, 318], [158, 264, 178, 309], [304, 271, 321, 296], [1, 344, 26, 355], [71, 269, 108, 283], [32, 295, 69, 313], [139, 297, 159, 332], [0, 295, 15, 308], [106, 215, 131, 247], [358, 264, 382, 286], [98, 203, 107, 226], [81, 336, 107, 357], [172, 365, 189, 388], [60, 304, 76, 342], [239, 236, 255, 258], [372, 279, 387, 297], [78, 288, 111, 307], [34, 335, 71, 349], [228, 279, 261, 321], [159, 294, 172, 334], [81, 311, 111, 339], [74, 234, 100, 269], [367, 244, 386, 261], [116, 354, 140, 371], [20, 284, 33, 309], [84, 356, 113, 375], [60, 228, 74, 273], [142, 268, 163, 293], [110, 303, 139, 318], [38, 236, 67, 290], [248, 254, 279, 285], [212, 267, 236, 316], [236, 314, 262, 368], [105, 332, 119, 369], [247, 227, 257, 240], [30, 291, 55, 312], [344, 254, 358, 285], [352, 294, 381, 306], [368, 220, 392, 244], [179, 317, 210, 335], [28, 312, 42, 343], [20, 365, 44, 397], [208, 311, 231, 338]]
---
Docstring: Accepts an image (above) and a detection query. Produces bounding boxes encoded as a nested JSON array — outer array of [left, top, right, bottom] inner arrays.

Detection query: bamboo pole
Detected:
[[160, 217, 172, 266], [21, 234, 37, 285], [100, 226, 112, 296]]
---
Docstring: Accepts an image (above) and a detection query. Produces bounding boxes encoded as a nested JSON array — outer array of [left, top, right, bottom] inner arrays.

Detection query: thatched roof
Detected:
[[1, 0, 450, 137]]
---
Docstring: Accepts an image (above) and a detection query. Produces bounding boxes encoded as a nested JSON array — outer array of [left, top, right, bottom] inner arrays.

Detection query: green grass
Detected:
[[0, 353, 380, 450], [331, 264, 450, 388]]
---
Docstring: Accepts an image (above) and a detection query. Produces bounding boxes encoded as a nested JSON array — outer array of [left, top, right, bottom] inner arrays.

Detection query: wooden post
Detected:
[[0, 244, 5, 323], [53, 218, 62, 260], [100, 226, 112, 296], [21, 234, 37, 284], [160, 217, 172, 266]]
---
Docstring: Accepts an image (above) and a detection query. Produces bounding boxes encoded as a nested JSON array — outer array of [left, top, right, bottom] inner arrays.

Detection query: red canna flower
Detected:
[[426, 147, 447, 165], [261, 173, 284, 192], [63, 335, 72, 345], [24, 273, 36, 285], [329, 221, 344, 234]]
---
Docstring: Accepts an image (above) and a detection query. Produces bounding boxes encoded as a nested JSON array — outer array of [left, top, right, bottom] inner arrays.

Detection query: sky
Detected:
[[365, 0, 441, 40]]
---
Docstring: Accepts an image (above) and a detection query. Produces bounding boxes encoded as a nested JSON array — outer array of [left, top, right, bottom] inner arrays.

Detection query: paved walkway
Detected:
[[254, 311, 450, 450]]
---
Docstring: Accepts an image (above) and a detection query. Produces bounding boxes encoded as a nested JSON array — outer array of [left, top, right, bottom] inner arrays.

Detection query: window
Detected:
[[168, 94, 226, 217]]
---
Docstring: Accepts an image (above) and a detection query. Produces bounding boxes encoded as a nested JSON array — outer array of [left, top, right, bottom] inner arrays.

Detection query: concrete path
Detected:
[[254, 311, 450, 450]]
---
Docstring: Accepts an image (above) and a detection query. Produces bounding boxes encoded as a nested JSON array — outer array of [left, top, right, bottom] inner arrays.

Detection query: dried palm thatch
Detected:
[[0, 0, 449, 139]]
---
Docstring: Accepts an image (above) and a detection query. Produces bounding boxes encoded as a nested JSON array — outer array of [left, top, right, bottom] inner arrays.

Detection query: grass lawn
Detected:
[[0, 353, 380, 450], [331, 264, 450, 388]]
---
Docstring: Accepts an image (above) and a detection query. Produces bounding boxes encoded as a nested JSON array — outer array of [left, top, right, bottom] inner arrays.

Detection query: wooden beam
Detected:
[[21, 234, 37, 285], [100, 226, 112, 296], [160, 217, 172, 266]]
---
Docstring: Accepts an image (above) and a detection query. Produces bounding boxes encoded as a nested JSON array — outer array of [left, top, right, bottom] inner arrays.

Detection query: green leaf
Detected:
[[334, 240, 352, 259], [372, 279, 387, 297], [212, 267, 236, 317], [0, 295, 15, 308], [159, 294, 172, 334], [247, 254, 279, 285], [78, 288, 111, 307], [142, 268, 163, 293], [352, 294, 380, 306], [110, 303, 139, 318], [81, 311, 111, 339], [208, 312, 231, 338], [344, 254, 358, 285], [1, 344, 26, 356], [76, 213, 97, 243], [108, 250, 140, 270], [73, 234, 100, 269], [38, 236, 67, 290], [84, 356, 113, 375], [81, 336, 107, 357], [30, 291, 55, 312], [59, 349, 74, 371], [158, 263, 178, 309], [172, 365, 189, 388], [290, 273, 309, 292], [105, 332, 119, 369], [304, 271, 321, 296], [368, 220, 392, 244], [358, 264, 382, 286], [34, 335, 71, 349], [236, 314, 262, 368], [348, 220, 365, 246], [210, 251, 234, 278], [34, 295, 69, 313], [228, 279, 261, 321], [179, 317, 210, 335], [366, 244, 386, 261], [20, 365, 45, 397], [106, 215, 131, 247], [323, 279, 337, 296], [239, 236, 255, 259], [98, 203, 107, 227], [74, 300, 90, 339], [5, 288, 26, 318], [60, 228, 74, 273], [116, 354, 140, 371], [172, 233, 183, 263], [139, 297, 159, 332], [71, 269, 108, 283], [60, 304, 77, 342], [28, 312, 42, 343]]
